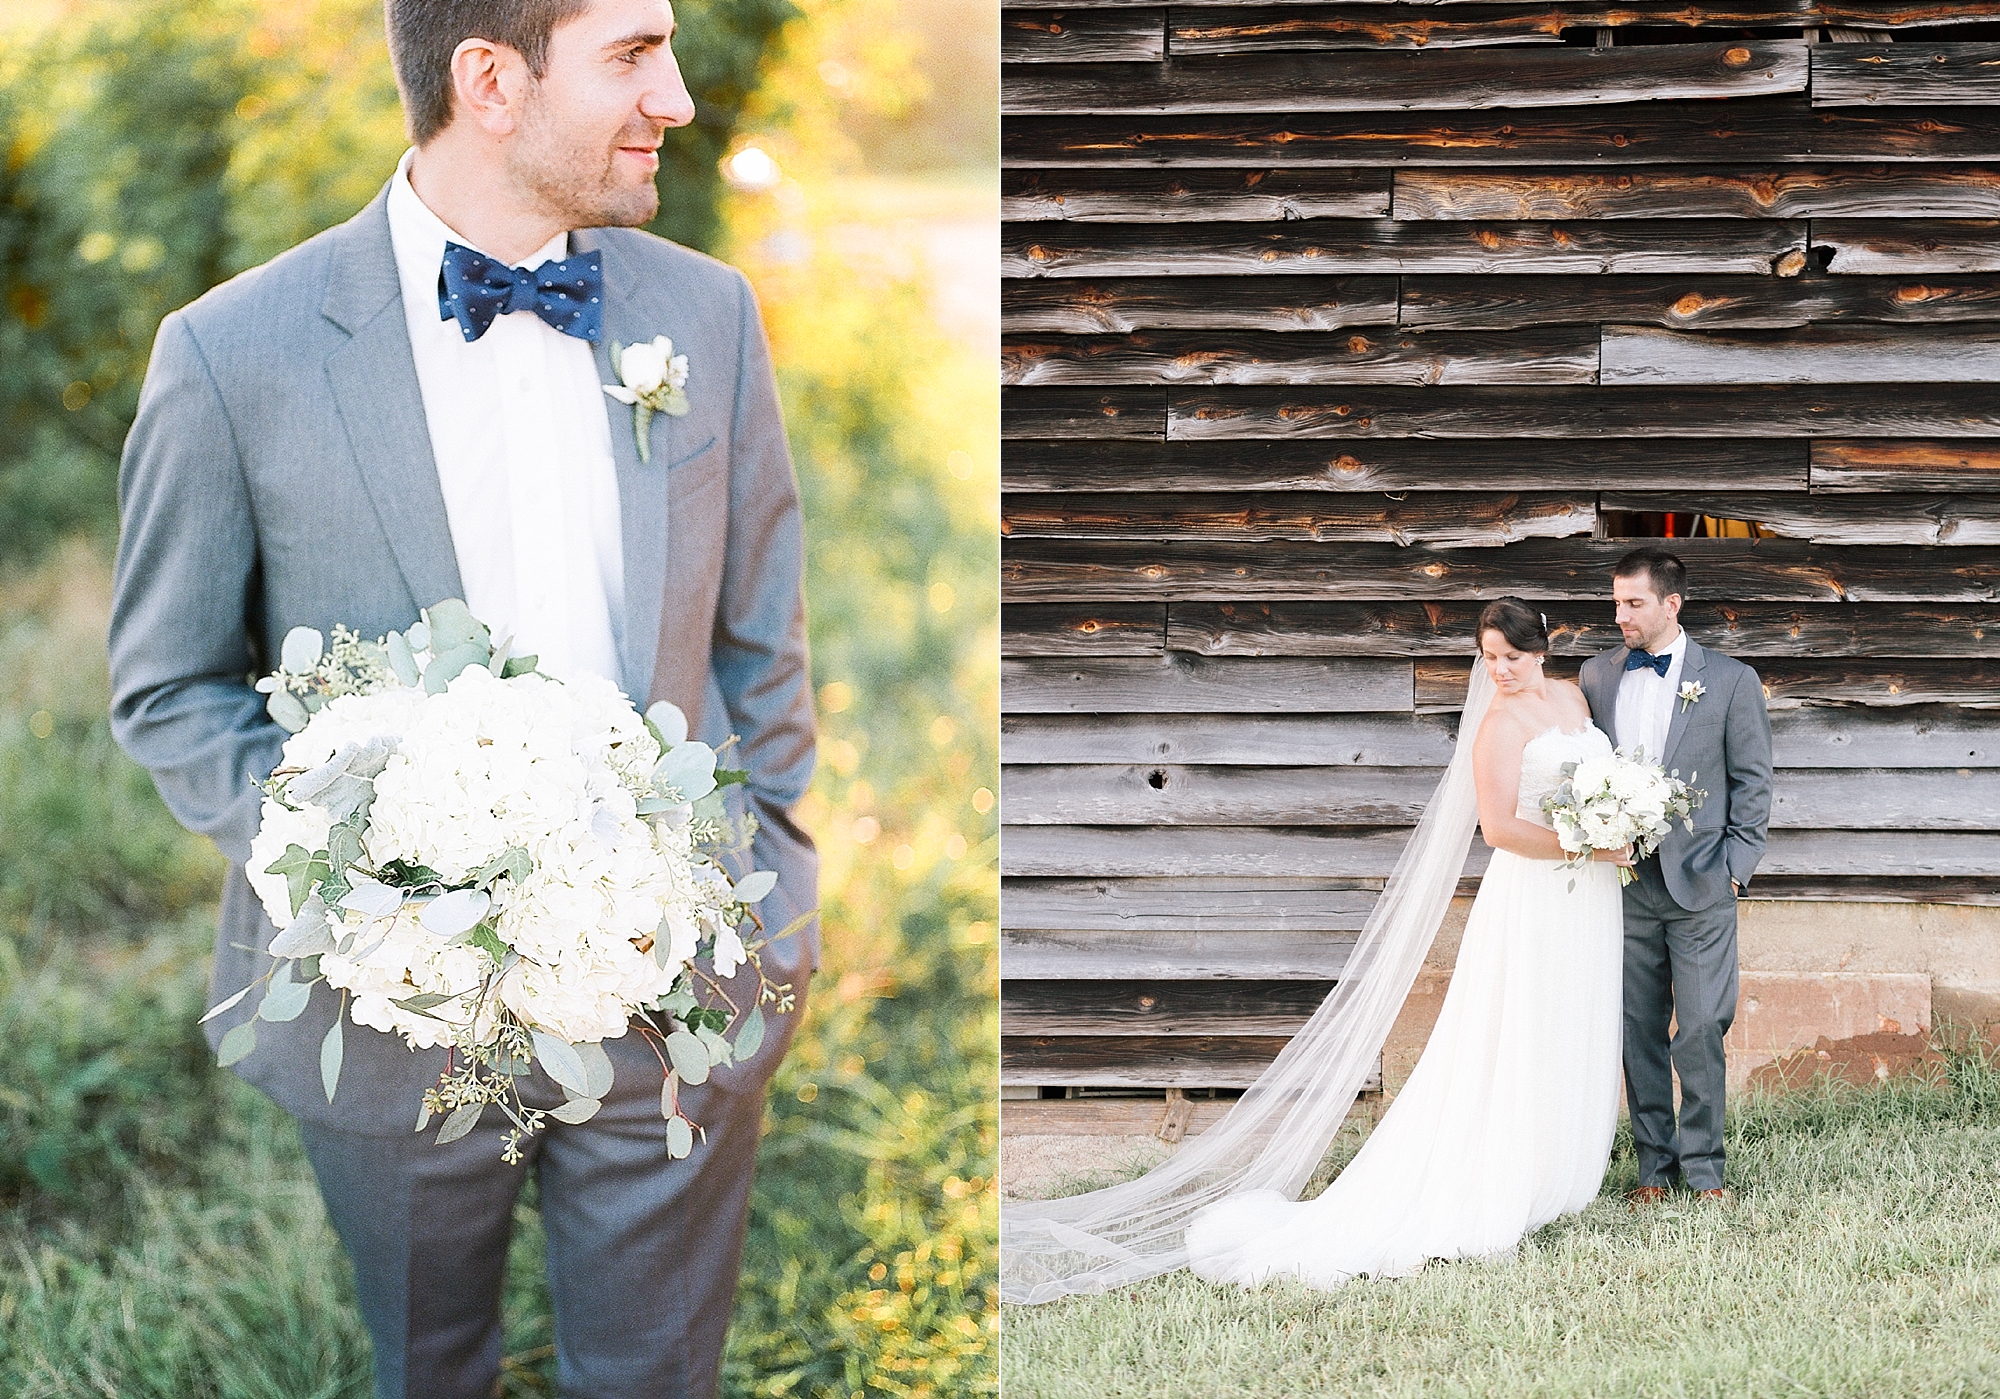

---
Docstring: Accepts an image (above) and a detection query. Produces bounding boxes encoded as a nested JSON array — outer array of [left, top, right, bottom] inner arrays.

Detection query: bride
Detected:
[[1002, 599, 1635, 1302]]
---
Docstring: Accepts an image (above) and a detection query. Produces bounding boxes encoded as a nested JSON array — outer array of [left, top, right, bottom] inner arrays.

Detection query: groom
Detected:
[[1581, 547, 1772, 1204], [107, 2, 817, 1395]]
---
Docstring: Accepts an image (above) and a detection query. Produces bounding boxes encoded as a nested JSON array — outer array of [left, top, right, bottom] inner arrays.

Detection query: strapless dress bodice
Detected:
[[1515, 725, 1613, 828]]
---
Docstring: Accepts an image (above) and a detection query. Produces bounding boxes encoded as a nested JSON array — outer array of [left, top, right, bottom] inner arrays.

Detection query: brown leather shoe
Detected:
[[1626, 1185, 1671, 1208], [1697, 1188, 1729, 1203]]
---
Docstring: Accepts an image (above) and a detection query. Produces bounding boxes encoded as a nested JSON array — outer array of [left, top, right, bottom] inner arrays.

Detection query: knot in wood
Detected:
[[1723, 46, 1751, 65]]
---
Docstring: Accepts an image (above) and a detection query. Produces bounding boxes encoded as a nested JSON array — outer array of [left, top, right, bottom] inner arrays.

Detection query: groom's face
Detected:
[[508, 0, 695, 229], [1613, 573, 1681, 653]]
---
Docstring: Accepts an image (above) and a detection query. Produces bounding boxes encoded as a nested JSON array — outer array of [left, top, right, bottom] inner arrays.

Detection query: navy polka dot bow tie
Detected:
[[437, 240, 603, 344], [1624, 650, 1672, 676]]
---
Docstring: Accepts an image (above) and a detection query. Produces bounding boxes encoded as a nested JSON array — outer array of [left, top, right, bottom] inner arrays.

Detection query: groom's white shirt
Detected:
[[1615, 625, 1686, 764], [386, 148, 625, 686]]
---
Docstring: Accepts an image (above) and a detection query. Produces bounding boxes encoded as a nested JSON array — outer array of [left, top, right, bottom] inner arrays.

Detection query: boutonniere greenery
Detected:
[[602, 336, 689, 464], [1679, 679, 1706, 712]]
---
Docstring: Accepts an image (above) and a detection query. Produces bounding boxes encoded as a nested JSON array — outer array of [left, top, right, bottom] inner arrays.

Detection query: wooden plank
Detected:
[[1602, 489, 2000, 545], [1002, 42, 1808, 115], [1002, 825, 2000, 877], [1003, 9, 1165, 63], [1602, 326, 2000, 387], [1817, 219, 2000, 273], [1001, 538, 2000, 603], [1414, 657, 1580, 710], [1001, 275, 1401, 333], [1002, 168, 1389, 221], [1001, 654, 1414, 713], [1769, 703, 2000, 767], [1003, 763, 1445, 824], [1812, 42, 2000, 108], [1167, 4, 1826, 55], [1394, 165, 2000, 221], [1162, 384, 2000, 441], [1002, 711, 1464, 765], [1002, 387, 1164, 439], [1167, 600, 2000, 658], [1003, 438, 1806, 493], [1005, 219, 1807, 278], [1000, 929, 1358, 979], [1001, 328, 1600, 387], [1003, 490, 1597, 545], [1002, 763, 2000, 829], [1417, 655, 2000, 707], [1001, 1035, 1302, 1088], [1739, 874, 2000, 904], [1401, 272, 2000, 330], [1812, 439, 2000, 492], [1003, 603, 1166, 656], [1000, 101, 2000, 169], [1002, 878, 1379, 930], [1003, 980, 1336, 1035]]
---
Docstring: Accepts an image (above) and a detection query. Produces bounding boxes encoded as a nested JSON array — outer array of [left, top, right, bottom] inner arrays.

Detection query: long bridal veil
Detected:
[[1000, 664, 1497, 1305]]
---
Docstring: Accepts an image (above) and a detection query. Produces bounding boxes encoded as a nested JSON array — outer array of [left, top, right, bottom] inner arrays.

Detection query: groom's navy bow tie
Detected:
[[1625, 650, 1672, 677], [438, 241, 603, 344]]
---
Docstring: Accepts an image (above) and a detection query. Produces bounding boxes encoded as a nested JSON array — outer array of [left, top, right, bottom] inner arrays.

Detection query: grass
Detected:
[[1001, 1050, 2000, 1399]]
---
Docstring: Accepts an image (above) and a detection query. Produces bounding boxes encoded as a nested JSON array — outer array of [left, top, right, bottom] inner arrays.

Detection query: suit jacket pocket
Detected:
[[663, 433, 719, 473]]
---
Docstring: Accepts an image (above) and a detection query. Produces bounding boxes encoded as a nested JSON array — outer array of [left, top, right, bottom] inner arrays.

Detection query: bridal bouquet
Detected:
[[206, 600, 798, 1163], [1541, 748, 1706, 889]]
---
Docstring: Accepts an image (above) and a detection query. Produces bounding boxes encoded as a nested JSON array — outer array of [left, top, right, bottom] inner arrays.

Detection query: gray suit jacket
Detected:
[[108, 186, 818, 1133], [1579, 638, 1773, 912]]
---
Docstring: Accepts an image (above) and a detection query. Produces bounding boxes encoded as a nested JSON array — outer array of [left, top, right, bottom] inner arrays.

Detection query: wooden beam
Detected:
[[1000, 929, 1357, 980], [1393, 165, 2000, 221], [1159, 384, 2000, 441], [1002, 438, 1806, 493], [1167, 4, 1828, 56], [1003, 168, 1389, 221], [1002, 704, 2000, 767], [1003, 603, 1167, 656], [1400, 273, 2000, 330], [1003, 980, 1337, 1035], [1003, 8, 1165, 64], [1602, 489, 2000, 545], [1002, 489, 1597, 546], [1812, 439, 2000, 492], [1812, 42, 2000, 108], [1816, 219, 2000, 273], [1002, 42, 1808, 115], [1003, 387, 1164, 439], [1001, 654, 1415, 713], [1165, 600, 2000, 659], [1001, 1035, 1306, 1088], [1002, 274, 1401, 333], [1001, 102, 2000, 169], [1005, 219, 1807, 277], [1002, 878, 1379, 930], [1001, 328, 1600, 386], [1602, 325, 2000, 386], [1001, 538, 2000, 602], [1418, 654, 2000, 707], [1738, 874, 2000, 904]]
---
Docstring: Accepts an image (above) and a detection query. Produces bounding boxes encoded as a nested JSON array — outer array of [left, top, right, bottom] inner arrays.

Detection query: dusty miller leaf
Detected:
[[217, 1020, 258, 1067]]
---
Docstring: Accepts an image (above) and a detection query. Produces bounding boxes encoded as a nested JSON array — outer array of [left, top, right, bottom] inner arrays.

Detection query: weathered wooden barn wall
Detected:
[[998, 5, 2000, 1098]]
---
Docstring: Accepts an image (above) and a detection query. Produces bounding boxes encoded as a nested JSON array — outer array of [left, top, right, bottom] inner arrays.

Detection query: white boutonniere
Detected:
[[1678, 680, 1706, 712], [602, 336, 689, 464]]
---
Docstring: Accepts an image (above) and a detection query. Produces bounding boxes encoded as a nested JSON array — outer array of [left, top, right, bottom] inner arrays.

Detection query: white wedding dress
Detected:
[[1185, 724, 1626, 1288]]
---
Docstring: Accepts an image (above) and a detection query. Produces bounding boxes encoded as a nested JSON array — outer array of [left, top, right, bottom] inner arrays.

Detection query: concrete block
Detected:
[[1728, 971, 1932, 1091]]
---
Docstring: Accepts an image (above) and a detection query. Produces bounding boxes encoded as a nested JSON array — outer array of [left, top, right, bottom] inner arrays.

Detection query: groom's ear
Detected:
[[445, 36, 535, 139]]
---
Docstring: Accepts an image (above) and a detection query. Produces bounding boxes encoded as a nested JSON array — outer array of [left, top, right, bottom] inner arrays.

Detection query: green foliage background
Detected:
[[0, 1, 997, 1394]]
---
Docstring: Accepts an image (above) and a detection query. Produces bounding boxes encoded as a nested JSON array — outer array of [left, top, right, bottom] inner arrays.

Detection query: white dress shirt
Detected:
[[385, 148, 626, 687], [1615, 627, 1687, 765]]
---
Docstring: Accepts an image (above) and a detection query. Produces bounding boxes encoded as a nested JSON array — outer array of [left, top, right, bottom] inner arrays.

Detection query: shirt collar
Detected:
[[385, 148, 570, 323]]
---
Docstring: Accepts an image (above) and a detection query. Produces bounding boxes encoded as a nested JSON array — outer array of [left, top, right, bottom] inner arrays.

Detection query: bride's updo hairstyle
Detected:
[[1476, 598, 1549, 654]]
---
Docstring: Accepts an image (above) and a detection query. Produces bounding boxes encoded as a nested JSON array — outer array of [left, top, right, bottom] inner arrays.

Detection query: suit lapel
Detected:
[[1660, 638, 1707, 771], [321, 189, 464, 613], [1595, 648, 1632, 750], [575, 229, 668, 706]]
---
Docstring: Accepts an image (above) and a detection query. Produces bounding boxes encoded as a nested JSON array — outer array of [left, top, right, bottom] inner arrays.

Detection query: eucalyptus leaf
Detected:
[[296, 954, 322, 982], [424, 599, 484, 653], [198, 982, 255, 1025], [731, 869, 778, 904], [664, 1030, 709, 1085], [280, 626, 324, 674], [386, 628, 421, 686], [695, 1026, 733, 1066], [659, 986, 698, 1017], [216, 1020, 258, 1067], [660, 1071, 677, 1119], [575, 1041, 616, 1099], [392, 992, 454, 1011], [419, 888, 490, 938], [549, 1096, 601, 1125], [257, 972, 312, 1023], [645, 700, 689, 747], [532, 1030, 593, 1098], [320, 1019, 344, 1103], [664, 1113, 693, 1159], [406, 619, 430, 653], [415, 1099, 434, 1132], [733, 1004, 766, 1062], [500, 654, 539, 678], [486, 635, 513, 678], [423, 641, 490, 695], [267, 689, 309, 733], [338, 878, 404, 919], [653, 742, 718, 804], [434, 1102, 484, 1145]]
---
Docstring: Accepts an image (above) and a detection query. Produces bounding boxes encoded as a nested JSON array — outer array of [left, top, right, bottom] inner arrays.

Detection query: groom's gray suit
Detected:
[[108, 184, 817, 1398], [1581, 638, 1772, 1192]]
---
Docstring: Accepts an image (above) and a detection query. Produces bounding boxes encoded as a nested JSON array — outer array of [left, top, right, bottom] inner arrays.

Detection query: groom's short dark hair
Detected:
[[1614, 546, 1687, 604], [385, 0, 593, 145]]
